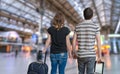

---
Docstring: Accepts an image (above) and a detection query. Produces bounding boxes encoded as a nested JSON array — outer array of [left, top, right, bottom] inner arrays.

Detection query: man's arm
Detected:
[[95, 34, 102, 61]]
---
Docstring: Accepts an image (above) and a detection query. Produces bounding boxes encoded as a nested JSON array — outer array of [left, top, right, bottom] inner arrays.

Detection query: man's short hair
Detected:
[[84, 7, 93, 20]]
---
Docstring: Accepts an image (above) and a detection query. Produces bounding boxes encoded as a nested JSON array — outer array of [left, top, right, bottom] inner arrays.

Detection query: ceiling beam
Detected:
[[110, 0, 115, 27], [0, 26, 32, 36], [0, 10, 38, 27], [1, 0, 40, 23], [92, 0, 102, 27], [102, 0, 107, 26], [46, 0, 80, 25]]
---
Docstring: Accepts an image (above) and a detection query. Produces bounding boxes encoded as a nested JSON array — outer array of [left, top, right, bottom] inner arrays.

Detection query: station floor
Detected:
[[0, 52, 120, 74]]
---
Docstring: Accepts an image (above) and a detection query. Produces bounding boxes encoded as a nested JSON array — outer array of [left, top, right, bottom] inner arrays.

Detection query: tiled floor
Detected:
[[0, 52, 120, 74]]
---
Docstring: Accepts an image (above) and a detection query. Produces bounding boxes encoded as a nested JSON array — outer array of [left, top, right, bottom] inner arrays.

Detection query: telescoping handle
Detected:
[[44, 51, 47, 64], [36, 49, 47, 63]]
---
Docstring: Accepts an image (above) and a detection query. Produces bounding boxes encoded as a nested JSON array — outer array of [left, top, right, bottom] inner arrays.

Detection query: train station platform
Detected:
[[0, 52, 120, 74]]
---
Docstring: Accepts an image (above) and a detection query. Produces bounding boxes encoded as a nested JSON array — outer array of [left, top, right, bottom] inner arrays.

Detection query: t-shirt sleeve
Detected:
[[95, 24, 100, 34], [65, 27, 70, 36]]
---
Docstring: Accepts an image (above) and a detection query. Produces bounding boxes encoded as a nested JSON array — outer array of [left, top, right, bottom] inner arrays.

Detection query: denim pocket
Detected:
[[50, 54, 55, 58], [60, 53, 68, 59]]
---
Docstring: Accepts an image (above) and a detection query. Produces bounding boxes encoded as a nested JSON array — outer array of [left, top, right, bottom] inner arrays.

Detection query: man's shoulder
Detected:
[[77, 21, 97, 26]]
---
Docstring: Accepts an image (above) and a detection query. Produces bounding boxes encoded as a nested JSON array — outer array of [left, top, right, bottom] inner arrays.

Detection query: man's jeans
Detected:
[[50, 53, 68, 74], [77, 57, 96, 74]]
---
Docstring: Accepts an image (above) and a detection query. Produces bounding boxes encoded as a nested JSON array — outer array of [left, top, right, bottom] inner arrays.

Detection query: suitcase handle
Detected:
[[44, 51, 47, 64], [37, 49, 46, 63]]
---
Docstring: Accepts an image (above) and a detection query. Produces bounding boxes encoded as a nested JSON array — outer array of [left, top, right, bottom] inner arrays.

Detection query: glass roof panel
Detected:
[[0, 22, 8, 28], [96, 5, 104, 11], [1, 1, 9, 9], [1, 0, 15, 4], [67, 0, 119, 28], [1, 0, 120, 33], [67, 0, 83, 18], [6, 6, 18, 13], [94, 0, 102, 6], [1, 0, 41, 25], [104, 0, 112, 5], [12, 1, 23, 8]]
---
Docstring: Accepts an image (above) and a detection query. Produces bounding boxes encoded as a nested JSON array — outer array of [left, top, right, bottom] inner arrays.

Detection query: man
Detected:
[[72, 7, 102, 74]]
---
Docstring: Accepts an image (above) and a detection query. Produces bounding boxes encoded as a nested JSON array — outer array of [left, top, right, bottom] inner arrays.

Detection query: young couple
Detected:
[[42, 7, 102, 74]]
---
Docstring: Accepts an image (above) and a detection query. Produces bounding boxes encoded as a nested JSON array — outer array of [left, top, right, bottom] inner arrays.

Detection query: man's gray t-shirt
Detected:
[[75, 20, 100, 58]]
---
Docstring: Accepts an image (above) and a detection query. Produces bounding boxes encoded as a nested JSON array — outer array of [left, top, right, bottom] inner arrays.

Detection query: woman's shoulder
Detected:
[[63, 26, 69, 29], [48, 26, 54, 29], [62, 26, 70, 32]]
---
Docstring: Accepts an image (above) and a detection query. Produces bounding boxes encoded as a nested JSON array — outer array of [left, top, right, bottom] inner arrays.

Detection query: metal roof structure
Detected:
[[68, 0, 120, 34], [0, 0, 120, 34]]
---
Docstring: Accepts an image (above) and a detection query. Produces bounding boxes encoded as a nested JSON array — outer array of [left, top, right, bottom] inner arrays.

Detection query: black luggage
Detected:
[[27, 50, 48, 74]]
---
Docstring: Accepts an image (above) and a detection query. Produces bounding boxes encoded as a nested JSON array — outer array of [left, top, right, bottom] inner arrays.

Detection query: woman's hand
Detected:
[[68, 51, 73, 58], [42, 48, 46, 53]]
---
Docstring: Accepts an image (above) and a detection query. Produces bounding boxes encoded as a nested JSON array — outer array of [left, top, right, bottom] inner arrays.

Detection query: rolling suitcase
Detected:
[[27, 51, 48, 74], [94, 61, 104, 74]]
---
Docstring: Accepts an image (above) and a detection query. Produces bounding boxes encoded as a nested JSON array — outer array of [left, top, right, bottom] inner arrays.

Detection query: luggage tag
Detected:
[[94, 61, 104, 74]]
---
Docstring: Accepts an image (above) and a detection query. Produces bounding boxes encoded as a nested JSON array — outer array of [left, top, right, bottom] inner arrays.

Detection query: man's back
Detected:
[[72, 7, 102, 74], [75, 20, 100, 58]]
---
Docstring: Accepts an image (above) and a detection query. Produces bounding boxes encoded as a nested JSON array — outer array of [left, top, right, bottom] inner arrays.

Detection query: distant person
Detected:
[[42, 12, 72, 74], [72, 7, 102, 74], [14, 45, 19, 57], [15, 48, 18, 57]]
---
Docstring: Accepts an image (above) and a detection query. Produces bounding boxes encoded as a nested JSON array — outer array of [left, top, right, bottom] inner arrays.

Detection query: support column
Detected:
[[102, 26, 118, 54], [37, 0, 45, 44]]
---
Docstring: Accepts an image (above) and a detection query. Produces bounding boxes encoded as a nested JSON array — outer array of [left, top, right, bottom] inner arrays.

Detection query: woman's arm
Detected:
[[42, 33, 51, 53], [72, 32, 77, 52], [66, 34, 72, 58]]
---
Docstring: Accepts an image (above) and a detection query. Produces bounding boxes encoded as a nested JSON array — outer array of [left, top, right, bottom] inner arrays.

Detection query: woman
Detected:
[[42, 12, 72, 74]]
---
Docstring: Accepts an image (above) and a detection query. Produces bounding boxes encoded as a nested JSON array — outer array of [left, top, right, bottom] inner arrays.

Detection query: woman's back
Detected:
[[47, 26, 70, 54]]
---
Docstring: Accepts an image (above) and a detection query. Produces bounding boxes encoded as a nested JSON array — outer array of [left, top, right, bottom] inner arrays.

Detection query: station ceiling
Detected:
[[0, 0, 120, 34]]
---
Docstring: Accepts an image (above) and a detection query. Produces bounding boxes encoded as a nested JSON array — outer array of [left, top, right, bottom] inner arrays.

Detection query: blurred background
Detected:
[[0, 0, 120, 74]]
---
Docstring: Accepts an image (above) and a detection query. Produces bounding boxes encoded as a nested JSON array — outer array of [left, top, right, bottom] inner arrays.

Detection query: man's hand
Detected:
[[72, 50, 77, 59], [97, 57, 102, 63]]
